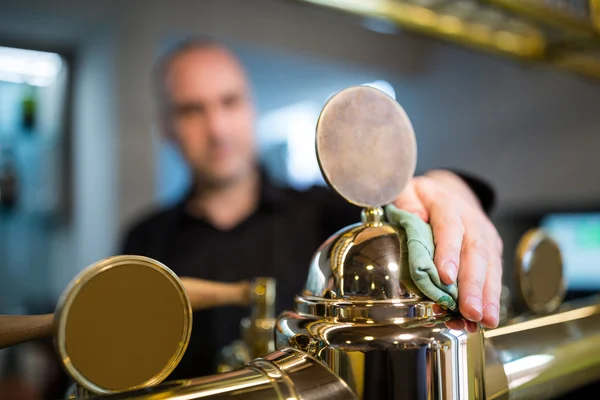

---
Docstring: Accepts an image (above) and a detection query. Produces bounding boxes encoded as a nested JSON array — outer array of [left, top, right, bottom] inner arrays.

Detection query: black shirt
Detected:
[[120, 171, 494, 380]]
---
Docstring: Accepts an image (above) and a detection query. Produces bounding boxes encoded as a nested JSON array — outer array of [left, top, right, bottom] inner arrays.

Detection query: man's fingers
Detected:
[[393, 175, 504, 329], [481, 252, 503, 328], [458, 234, 491, 322], [428, 202, 464, 285], [481, 226, 503, 328], [482, 218, 504, 255], [393, 180, 429, 222]]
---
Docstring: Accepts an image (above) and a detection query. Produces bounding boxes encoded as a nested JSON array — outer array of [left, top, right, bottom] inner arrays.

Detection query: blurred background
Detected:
[[1, 0, 600, 398]]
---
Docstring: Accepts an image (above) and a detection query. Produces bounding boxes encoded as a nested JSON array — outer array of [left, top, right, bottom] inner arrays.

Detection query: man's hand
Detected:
[[393, 170, 503, 328]]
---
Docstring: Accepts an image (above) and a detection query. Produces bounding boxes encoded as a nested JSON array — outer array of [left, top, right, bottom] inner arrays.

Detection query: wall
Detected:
[[0, 3, 118, 300], [0, 61, 69, 311], [0, 0, 599, 300], [55, 26, 117, 293]]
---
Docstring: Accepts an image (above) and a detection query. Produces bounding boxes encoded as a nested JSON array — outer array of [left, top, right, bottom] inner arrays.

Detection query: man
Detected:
[[121, 38, 502, 380]]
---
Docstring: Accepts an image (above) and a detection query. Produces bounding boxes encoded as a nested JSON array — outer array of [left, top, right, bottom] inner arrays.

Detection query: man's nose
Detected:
[[205, 108, 229, 141]]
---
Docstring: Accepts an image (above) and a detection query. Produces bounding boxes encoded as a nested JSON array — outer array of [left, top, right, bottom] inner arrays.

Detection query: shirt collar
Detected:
[[174, 168, 289, 222]]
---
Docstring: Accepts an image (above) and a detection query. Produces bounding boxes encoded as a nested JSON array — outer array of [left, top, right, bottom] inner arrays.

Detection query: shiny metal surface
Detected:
[[304, 211, 422, 302], [315, 86, 416, 208], [483, 340, 509, 400], [217, 278, 277, 372], [515, 229, 565, 315], [245, 277, 277, 359], [93, 348, 357, 400], [485, 295, 600, 399], [276, 312, 485, 399], [65, 383, 90, 400], [54, 255, 192, 395], [295, 296, 438, 322]]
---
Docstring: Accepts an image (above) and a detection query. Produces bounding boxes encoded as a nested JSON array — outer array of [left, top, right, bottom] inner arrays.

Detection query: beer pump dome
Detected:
[[300, 86, 424, 307]]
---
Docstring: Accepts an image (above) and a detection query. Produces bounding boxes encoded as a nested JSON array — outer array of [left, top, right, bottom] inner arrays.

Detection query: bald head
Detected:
[[155, 40, 251, 104], [155, 39, 258, 187]]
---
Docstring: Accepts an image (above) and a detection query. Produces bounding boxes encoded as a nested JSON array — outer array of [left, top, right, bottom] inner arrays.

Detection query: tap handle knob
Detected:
[[316, 86, 417, 208]]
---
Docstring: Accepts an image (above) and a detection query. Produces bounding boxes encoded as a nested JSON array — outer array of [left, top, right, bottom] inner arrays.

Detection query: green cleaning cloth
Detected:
[[385, 204, 459, 311]]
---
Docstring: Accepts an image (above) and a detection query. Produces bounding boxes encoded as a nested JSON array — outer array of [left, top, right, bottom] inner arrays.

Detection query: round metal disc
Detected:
[[515, 229, 566, 315], [316, 86, 417, 207], [54, 256, 192, 394]]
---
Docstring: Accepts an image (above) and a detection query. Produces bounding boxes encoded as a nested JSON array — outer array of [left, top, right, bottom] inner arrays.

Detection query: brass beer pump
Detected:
[[2, 86, 600, 399], [275, 86, 486, 399]]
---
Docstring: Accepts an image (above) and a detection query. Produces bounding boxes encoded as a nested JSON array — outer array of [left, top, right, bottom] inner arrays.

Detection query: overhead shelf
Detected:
[[296, 0, 600, 80], [485, 0, 600, 80], [552, 44, 600, 79], [484, 0, 600, 38]]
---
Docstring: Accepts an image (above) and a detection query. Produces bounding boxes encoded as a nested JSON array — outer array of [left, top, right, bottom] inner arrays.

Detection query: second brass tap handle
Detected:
[[0, 277, 252, 350], [180, 278, 251, 310]]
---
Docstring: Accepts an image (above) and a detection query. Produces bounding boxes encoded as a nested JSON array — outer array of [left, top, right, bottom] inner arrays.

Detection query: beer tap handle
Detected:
[[0, 314, 54, 349], [180, 277, 251, 310], [316, 85, 417, 209], [0, 277, 251, 349]]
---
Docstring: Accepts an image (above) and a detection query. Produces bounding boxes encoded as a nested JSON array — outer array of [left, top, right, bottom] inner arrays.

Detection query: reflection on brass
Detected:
[[303, 212, 429, 302], [94, 348, 358, 400], [217, 277, 277, 372], [280, 212, 486, 399], [246, 277, 276, 358], [316, 86, 416, 208], [55, 255, 192, 394], [485, 296, 600, 399], [515, 228, 565, 315]]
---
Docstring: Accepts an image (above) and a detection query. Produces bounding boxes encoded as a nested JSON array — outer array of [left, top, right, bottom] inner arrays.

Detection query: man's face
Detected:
[[162, 47, 257, 186]]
